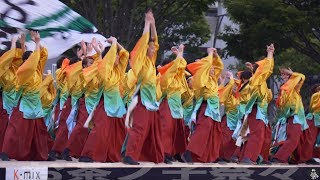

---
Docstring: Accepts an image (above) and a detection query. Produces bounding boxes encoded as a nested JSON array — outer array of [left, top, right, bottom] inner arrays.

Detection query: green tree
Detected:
[[221, 0, 320, 67], [60, 0, 213, 63]]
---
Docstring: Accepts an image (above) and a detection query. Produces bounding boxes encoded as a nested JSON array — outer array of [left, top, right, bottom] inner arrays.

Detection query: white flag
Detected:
[[0, 0, 108, 59]]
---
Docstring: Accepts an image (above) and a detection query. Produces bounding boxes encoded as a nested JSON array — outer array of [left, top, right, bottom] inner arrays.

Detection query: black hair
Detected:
[[70, 56, 81, 65], [161, 58, 171, 66], [56, 55, 68, 69], [252, 63, 259, 73], [22, 51, 33, 61], [240, 70, 252, 80], [101, 46, 111, 58], [82, 57, 93, 68], [0, 50, 6, 57], [311, 83, 320, 95]]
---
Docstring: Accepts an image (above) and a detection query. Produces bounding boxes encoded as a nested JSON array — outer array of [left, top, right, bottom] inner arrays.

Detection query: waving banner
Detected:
[[0, 0, 107, 59]]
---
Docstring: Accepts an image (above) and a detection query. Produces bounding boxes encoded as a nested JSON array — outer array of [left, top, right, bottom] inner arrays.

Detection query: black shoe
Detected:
[[270, 158, 284, 164], [174, 154, 184, 163], [79, 156, 94, 163], [216, 158, 228, 164], [56, 153, 63, 160], [62, 149, 72, 161], [122, 156, 139, 165], [230, 155, 239, 163], [306, 159, 320, 165], [0, 153, 9, 161], [47, 151, 56, 161], [239, 157, 255, 165], [164, 157, 173, 164], [181, 151, 193, 164], [261, 161, 272, 165]]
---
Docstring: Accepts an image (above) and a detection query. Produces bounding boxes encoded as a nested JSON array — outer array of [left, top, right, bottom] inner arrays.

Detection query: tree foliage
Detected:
[[60, 0, 214, 63], [221, 0, 320, 67]]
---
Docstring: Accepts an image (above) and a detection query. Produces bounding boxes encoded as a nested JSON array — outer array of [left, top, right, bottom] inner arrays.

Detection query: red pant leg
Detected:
[[159, 99, 187, 156], [273, 117, 302, 163], [2, 107, 48, 161], [66, 98, 89, 158], [126, 98, 164, 163], [260, 124, 272, 162], [240, 107, 266, 162], [187, 102, 222, 163], [52, 98, 72, 154], [0, 95, 8, 151], [296, 119, 318, 162], [220, 116, 237, 161]]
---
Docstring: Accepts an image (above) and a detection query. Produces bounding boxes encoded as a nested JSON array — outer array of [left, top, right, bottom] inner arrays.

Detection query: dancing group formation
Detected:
[[0, 11, 319, 165]]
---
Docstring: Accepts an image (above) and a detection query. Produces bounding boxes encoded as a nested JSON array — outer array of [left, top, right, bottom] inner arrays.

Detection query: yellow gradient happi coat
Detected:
[[276, 72, 307, 130], [0, 48, 23, 115]]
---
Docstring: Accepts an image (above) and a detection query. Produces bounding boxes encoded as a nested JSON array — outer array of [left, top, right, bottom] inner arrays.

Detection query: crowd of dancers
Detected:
[[0, 11, 319, 165]]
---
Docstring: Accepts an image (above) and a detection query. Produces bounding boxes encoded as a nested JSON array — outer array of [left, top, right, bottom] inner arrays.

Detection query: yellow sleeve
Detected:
[[151, 34, 159, 65], [129, 33, 149, 76], [156, 73, 162, 100], [186, 55, 213, 90], [66, 61, 83, 91], [281, 72, 305, 94], [37, 47, 48, 74], [83, 60, 100, 84], [219, 78, 235, 104], [117, 48, 129, 79], [40, 74, 56, 108], [250, 58, 274, 86], [310, 92, 320, 113], [0, 49, 15, 77], [212, 56, 224, 80], [98, 44, 117, 82], [158, 57, 184, 90], [91, 53, 101, 61], [16, 50, 40, 86]]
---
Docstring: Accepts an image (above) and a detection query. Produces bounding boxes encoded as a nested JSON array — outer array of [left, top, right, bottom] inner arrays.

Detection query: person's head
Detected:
[[311, 83, 320, 95], [252, 63, 259, 73], [82, 57, 94, 68], [22, 51, 33, 62], [147, 39, 156, 58], [56, 56, 68, 69], [279, 68, 291, 82], [70, 56, 81, 65], [161, 58, 171, 66], [240, 70, 252, 83]]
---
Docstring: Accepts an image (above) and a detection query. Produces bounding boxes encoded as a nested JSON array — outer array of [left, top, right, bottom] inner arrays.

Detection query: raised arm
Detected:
[[129, 12, 153, 76]]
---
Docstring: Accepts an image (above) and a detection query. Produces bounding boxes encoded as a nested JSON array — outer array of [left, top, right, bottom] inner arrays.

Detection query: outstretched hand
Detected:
[[19, 33, 26, 44]]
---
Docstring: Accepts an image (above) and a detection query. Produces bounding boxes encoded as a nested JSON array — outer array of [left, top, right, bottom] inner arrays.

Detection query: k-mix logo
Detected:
[[13, 169, 41, 180]]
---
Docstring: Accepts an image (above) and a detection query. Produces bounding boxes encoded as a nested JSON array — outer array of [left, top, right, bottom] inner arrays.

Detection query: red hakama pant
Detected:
[[295, 119, 319, 162], [187, 102, 222, 163], [66, 98, 89, 158], [125, 97, 164, 163], [2, 106, 48, 160], [239, 106, 266, 162], [219, 115, 237, 161], [260, 124, 272, 162], [51, 97, 72, 154], [273, 117, 302, 163], [0, 95, 9, 151], [80, 98, 126, 162], [159, 99, 187, 156]]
